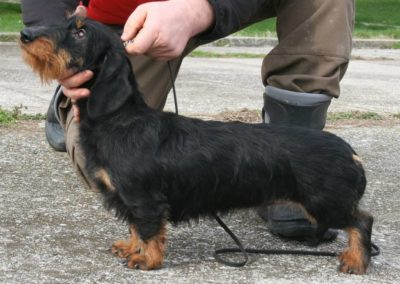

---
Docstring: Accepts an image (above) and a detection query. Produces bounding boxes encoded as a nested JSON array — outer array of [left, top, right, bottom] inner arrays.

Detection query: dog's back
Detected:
[[81, 107, 365, 226]]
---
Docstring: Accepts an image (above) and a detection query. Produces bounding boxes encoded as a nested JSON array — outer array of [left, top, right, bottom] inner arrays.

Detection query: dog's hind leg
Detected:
[[111, 223, 167, 270], [338, 210, 373, 274]]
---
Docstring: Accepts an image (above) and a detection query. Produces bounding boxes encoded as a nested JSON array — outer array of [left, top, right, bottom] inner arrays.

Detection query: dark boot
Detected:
[[45, 85, 66, 152], [259, 86, 337, 244], [262, 86, 332, 129]]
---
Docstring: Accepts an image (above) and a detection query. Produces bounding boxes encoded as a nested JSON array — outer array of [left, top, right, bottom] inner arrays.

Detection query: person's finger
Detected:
[[121, 6, 147, 41], [63, 87, 90, 101], [124, 26, 157, 55], [72, 104, 80, 122], [59, 70, 93, 89], [58, 69, 77, 81]]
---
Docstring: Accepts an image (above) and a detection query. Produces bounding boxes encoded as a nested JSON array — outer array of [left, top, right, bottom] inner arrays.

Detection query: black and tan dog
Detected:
[[20, 16, 373, 274]]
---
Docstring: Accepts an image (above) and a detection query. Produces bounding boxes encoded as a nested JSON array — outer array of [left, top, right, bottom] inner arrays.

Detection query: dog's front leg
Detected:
[[111, 223, 167, 270]]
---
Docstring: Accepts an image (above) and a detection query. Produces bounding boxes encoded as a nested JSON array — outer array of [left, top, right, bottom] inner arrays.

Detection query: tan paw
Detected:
[[111, 239, 141, 258], [339, 249, 367, 275]]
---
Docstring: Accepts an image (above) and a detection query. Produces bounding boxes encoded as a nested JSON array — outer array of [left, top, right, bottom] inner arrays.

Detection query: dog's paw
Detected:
[[126, 254, 157, 270], [111, 225, 166, 270], [111, 239, 140, 258], [338, 249, 367, 275]]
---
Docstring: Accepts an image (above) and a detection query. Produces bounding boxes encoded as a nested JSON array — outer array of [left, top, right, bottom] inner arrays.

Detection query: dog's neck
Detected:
[[77, 50, 150, 122]]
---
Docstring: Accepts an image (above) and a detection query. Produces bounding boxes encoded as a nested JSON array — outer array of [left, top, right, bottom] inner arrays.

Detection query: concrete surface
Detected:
[[1, 42, 400, 116], [1, 42, 400, 283]]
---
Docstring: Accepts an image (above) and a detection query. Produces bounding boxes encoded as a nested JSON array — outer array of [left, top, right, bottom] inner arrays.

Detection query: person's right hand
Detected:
[[58, 70, 93, 122]]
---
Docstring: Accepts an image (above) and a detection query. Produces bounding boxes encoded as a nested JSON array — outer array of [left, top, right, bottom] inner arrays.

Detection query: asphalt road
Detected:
[[1, 42, 400, 283]]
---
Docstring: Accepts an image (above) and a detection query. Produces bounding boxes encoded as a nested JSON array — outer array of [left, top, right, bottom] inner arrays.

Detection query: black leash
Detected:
[[166, 61, 380, 267], [212, 212, 380, 267]]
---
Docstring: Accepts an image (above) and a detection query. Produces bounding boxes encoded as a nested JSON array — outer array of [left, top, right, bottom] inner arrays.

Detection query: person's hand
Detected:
[[58, 70, 93, 122], [121, 0, 214, 60]]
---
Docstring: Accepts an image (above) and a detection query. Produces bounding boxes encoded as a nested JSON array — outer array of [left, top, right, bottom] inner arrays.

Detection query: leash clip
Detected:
[[123, 39, 134, 47]]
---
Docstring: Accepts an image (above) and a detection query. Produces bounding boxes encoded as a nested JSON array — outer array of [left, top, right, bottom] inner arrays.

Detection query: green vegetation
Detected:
[[392, 42, 400, 49], [236, 18, 276, 37], [0, 107, 16, 125], [0, 2, 23, 32], [354, 0, 400, 39], [0, 105, 46, 126], [327, 111, 382, 122], [236, 0, 400, 39], [189, 50, 264, 58]]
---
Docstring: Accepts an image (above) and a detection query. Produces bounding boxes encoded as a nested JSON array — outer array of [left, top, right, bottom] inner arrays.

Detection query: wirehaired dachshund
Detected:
[[20, 16, 373, 274]]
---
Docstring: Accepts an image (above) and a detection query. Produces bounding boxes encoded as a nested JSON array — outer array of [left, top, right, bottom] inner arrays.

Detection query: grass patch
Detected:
[[327, 111, 382, 122], [189, 50, 264, 58], [392, 42, 400, 49], [236, 18, 277, 37], [354, 0, 400, 39], [0, 105, 46, 125], [0, 2, 23, 32], [0, 107, 16, 125], [393, 113, 400, 119]]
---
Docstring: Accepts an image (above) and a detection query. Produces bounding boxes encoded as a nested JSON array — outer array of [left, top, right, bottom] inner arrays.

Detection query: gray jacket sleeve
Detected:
[[197, 0, 273, 43]]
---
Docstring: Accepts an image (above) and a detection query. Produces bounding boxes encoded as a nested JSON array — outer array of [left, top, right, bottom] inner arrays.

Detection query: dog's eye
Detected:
[[75, 29, 86, 38]]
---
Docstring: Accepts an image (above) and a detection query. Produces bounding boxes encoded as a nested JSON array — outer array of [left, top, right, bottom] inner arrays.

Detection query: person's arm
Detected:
[[121, 0, 272, 58], [198, 0, 272, 42], [121, 0, 215, 60]]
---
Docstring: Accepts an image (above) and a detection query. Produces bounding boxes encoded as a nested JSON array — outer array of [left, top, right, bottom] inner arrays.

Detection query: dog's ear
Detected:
[[87, 50, 135, 119]]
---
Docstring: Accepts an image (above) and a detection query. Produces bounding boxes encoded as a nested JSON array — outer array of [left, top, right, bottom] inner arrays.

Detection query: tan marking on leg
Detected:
[[352, 154, 363, 165], [111, 225, 141, 258], [111, 225, 167, 270], [112, 224, 167, 270], [94, 168, 117, 193], [339, 228, 367, 274], [127, 225, 167, 270]]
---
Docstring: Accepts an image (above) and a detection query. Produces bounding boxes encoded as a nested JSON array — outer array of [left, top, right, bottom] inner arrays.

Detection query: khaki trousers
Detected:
[[59, 0, 354, 187]]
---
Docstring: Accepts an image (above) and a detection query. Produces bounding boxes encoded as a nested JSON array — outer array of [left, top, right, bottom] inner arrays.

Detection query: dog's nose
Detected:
[[20, 28, 35, 43]]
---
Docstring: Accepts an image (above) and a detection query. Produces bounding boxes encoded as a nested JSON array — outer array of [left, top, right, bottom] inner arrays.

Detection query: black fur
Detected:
[[21, 16, 374, 273]]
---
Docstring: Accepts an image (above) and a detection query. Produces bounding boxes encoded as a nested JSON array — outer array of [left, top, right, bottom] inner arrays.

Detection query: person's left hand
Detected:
[[121, 0, 214, 60]]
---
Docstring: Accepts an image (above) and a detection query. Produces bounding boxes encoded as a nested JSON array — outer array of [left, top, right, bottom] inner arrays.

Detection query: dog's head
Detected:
[[20, 16, 138, 119], [19, 15, 119, 82]]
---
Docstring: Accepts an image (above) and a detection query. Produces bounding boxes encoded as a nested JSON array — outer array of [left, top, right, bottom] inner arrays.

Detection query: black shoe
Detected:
[[45, 85, 66, 152], [260, 86, 336, 244]]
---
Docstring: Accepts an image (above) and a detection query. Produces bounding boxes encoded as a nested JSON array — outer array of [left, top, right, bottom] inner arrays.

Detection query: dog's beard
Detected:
[[20, 37, 71, 83]]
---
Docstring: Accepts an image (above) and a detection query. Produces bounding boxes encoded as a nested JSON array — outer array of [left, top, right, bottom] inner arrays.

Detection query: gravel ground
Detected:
[[1, 119, 399, 284]]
